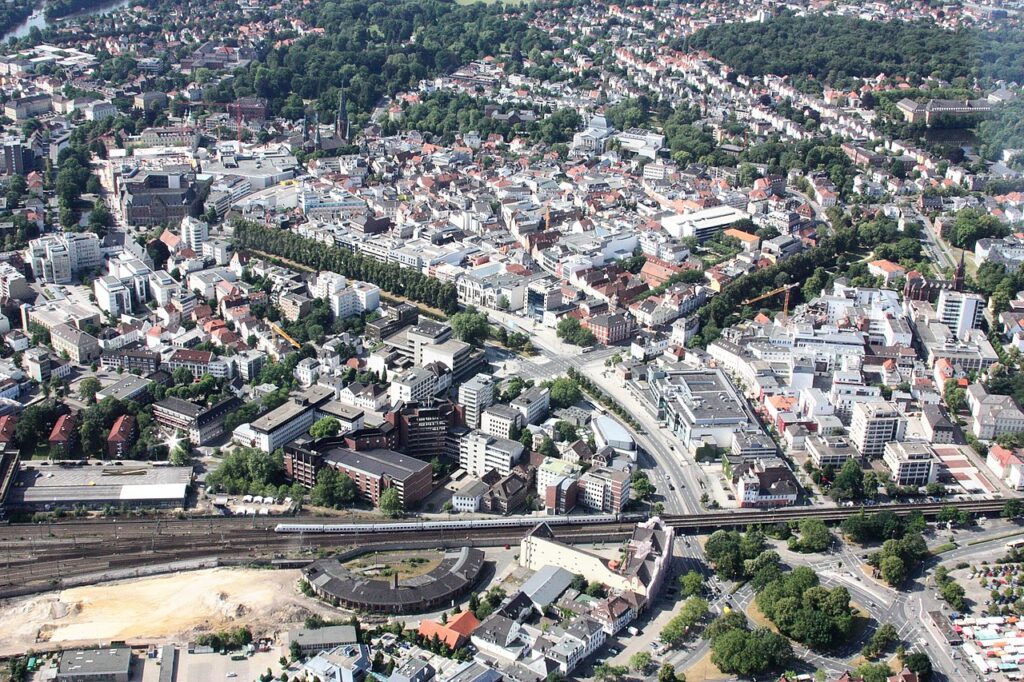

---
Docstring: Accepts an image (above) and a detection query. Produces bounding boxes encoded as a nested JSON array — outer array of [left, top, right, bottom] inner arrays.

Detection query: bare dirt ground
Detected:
[[0, 567, 328, 656]]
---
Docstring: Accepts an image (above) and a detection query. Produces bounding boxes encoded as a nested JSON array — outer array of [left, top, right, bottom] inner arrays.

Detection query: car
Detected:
[[227, 674, 238, 679], [668, 483, 676, 491]]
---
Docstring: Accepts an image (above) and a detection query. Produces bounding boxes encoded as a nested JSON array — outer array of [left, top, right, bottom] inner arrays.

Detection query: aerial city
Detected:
[[0, 0, 1023, 679]]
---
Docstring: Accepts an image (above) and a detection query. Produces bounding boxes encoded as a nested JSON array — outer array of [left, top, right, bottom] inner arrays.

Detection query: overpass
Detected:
[[661, 498, 1009, 531]]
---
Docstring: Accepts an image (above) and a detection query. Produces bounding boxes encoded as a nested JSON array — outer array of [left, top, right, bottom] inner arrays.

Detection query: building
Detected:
[[649, 368, 760, 453], [9, 462, 191, 510], [583, 312, 634, 345], [56, 647, 132, 682], [511, 386, 550, 425], [304, 546, 485, 614], [287, 625, 358, 656], [986, 444, 1024, 490], [120, 169, 202, 227], [451, 478, 490, 513], [480, 405, 522, 440], [967, 383, 1024, 440], [386, 400, 454, 459], [49, 413, 77, 457], [153, 396, 241, 445], [578, 467, 630, 512], [418, 611, 481, 651], [459, 373, 496, 429], [519, 518, 673, 601], [661, 205, 748, 242], [95, 275, 134, 316], [734, 458, 798, 508], [390, 367, 437, 405], [459, 430, 524, 478], [106, 414, 136, 458], [27, 233, 102, 283], [50, 324, 101, 364], [242, 387, 333, 452], [883, 441, 939, 486], [321, 447, 432, 507], [536, 456, 581, 514], [936, 290, 985, 341], [180, 215, 207, 249], [806, 434, 859, 469], [850, 402, 906, 458], [300, 645, 369, 682]]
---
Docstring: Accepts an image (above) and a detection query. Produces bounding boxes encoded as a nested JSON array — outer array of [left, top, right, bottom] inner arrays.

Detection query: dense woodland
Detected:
[[227, 0, 550, 123], [688, 13, 1024, 88]]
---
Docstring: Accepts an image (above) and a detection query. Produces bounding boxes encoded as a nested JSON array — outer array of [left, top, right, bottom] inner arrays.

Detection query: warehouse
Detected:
[[7, 462, 192, 510]]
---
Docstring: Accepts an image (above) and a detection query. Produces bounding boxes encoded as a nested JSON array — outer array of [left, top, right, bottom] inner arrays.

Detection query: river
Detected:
[[4, 0, 131, 40]]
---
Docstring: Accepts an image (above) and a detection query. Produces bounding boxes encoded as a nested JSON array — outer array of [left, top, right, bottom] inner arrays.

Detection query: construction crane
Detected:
[[741, 282, 799, 318], [270, 322, 302, 350]]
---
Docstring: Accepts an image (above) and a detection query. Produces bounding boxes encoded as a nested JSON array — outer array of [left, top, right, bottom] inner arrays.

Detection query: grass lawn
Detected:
[[745, 600, 779, 633]]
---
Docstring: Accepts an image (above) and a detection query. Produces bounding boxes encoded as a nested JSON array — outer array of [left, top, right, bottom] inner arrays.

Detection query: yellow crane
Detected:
[[741, 282, 799, 318], [270, 322, 302, 349]]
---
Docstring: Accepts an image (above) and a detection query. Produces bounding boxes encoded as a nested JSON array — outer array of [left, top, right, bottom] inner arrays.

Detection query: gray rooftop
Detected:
[[58, 647, 132, 676]]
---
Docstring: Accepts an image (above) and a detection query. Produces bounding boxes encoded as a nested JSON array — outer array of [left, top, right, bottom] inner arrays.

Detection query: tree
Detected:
[[791, 518, 831, 552], [902, 653, 933, 681], [592, 664, 628, 682], [658, 664, 685, 682], [310, 416, 341, 439], [379, 488, 403, 517], [629, 651, 653, 674], [79, 377, 101, 404], [538, 436, 558, 458], [679, 570, 703, 597], [661, 597, 709, 645], [880, 555, 906, 586], [831, 459, 865, 501], [311, 467, 357, 508], [1003, 499, 1024, 519], [170, 443, 193, 467], [547, 377, 582, 409], [556, 317, 596, 347], [940, 581, 966, 610], [450, 309, 490, 346]]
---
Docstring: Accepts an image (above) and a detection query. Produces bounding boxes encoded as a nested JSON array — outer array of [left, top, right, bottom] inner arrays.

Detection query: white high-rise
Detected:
[[181, 216, 209, 250], [937, 290, 985, 341]]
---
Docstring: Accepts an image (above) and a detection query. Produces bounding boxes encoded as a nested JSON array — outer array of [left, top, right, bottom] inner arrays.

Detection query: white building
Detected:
[[389, 367, 436, 405], [936, 290, 985, 341], [458, 430, 524, 478], [459, 373, 496, 429], [181, 216, 209, 250], [94, 275, 133, 316], [850, 401, 906, 458], [883, 441, 938, 486], [27, 233, 101, 283]]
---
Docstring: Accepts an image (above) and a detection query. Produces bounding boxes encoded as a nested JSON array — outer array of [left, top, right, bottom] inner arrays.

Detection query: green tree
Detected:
[[379, 488, 403, 517], [310, 416, 341, 439], [556, 317, 596, 346], [831, 459, 865, 501], [880, 555, 906, 586], [547, 377, 582, 409], [791, 518, 831, 552], [629, 651, 652, 673], [658, 663, 684, 682], [679, 570, 703, 597], [940, 581, 966, 610], [450, 309, 490, 346], [592, 664, 628, 682], [79, 377, 101, 404], [902, 652, 933, 680]]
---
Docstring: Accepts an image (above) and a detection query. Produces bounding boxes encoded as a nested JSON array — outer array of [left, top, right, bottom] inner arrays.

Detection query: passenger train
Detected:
[[274, 512, 643, 534]]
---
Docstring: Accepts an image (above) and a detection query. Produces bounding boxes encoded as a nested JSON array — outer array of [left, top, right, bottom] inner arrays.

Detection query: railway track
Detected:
[[0, 522, 635, 591]]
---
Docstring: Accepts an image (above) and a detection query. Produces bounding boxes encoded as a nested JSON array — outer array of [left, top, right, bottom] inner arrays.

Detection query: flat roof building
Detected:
[[8, 462, 191, 510], [57, 647, 132, 682]]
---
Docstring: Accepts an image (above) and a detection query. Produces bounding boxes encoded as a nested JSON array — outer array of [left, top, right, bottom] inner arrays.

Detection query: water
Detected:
[[4, 0, 132, 41]]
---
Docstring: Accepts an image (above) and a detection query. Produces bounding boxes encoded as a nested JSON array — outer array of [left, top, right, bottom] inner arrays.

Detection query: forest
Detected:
[[233, 221, 460, 314], [687, 13, 1024, 87], [228, 0, 550, 123]]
